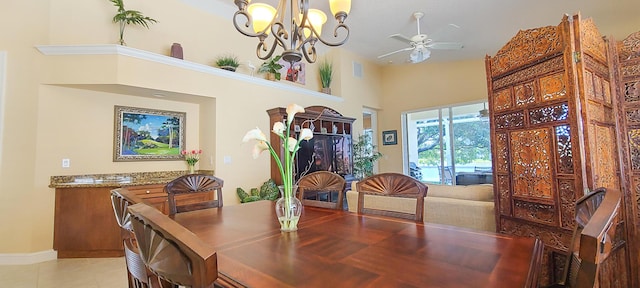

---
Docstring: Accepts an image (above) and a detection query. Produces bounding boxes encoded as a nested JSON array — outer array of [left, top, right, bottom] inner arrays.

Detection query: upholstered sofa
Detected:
[[346, 182, 496, 232]]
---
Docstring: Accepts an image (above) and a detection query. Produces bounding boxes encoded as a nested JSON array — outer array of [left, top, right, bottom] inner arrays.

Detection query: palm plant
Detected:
[[109, 0, 158, 45], [319, 59, 333, 89]]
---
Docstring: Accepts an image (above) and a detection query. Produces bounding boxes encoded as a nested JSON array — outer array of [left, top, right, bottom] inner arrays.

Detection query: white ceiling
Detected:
[[181, 0, 640, 65]]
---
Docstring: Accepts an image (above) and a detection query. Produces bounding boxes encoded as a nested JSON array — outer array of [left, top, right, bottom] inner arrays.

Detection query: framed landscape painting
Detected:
[[114, 106, 186, 161]]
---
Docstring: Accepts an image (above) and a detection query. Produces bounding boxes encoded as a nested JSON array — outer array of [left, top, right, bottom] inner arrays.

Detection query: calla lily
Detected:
[[252, 141, 269, 159], [272, 122, 285, 136], [243, 127, 267, 142], [299, 128, 313, 141], [287, 137, 298, 152], [286, 104, 305, 125]]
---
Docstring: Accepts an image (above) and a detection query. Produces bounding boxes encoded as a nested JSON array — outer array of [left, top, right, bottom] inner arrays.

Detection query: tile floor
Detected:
[[0, 257, 128, 288]]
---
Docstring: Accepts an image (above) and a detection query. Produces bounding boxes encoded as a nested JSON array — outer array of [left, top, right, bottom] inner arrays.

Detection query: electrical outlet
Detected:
[[224, 156, 232, 164], [62, 158, 70, 168]]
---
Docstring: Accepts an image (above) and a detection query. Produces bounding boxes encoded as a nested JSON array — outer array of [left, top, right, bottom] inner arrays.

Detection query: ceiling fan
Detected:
[[378, 12, 464, 63]]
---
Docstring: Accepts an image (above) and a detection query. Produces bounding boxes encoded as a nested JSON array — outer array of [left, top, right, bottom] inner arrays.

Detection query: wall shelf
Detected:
[[35, 44, 342, 102]]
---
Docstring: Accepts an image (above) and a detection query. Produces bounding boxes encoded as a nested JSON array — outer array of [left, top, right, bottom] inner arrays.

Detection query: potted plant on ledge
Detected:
[[319, 59, 333, 94], [108, 0, 158, 46], [215, 55, 240, 72], [258, 56, 284, 81]]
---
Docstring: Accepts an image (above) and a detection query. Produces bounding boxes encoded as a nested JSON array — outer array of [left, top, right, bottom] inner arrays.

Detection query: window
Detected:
[[403, 101, 491, 185]]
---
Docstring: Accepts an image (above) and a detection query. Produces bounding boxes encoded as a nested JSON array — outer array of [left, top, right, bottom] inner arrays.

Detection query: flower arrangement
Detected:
[[182, 149, 202, 173], [243, 104, 313, 231]]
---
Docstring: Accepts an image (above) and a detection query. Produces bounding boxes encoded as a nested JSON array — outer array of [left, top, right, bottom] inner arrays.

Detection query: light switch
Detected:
[[224, 156, 232, 164], [62, 158, 70, 168]]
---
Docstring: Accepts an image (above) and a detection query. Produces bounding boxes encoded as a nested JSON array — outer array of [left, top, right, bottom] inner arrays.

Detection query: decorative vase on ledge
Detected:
[[275, 185, 302, 232], [321, 87, 331, 95], [188, 165, 195, 174]]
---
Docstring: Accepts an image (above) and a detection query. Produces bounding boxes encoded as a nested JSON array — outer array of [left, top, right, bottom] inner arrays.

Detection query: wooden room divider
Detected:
[[485, 13, 633, 286]]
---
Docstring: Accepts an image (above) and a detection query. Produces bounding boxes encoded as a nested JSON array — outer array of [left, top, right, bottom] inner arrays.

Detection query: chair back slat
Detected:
[[298, 171, 346, 210], [356, 173, 427, 222], [128, 203, 218, 288], [165, 174, 224, 215]]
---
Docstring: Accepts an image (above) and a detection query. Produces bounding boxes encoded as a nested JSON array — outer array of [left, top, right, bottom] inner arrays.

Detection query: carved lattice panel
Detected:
[[626, 108, 640, 124], [490, 25, 563, 77], [540, 73, 567, 101], [558, 179, 576, 228], [510, 129, 554, 199], [588, 102, 604, 123], [493, 89, 512, 111], [585, 71, 595, 99], [515, 81, 536, 106], [495, 111, 525, 129], [498, 175, 511, 216], [555, 125, 573, 174], [529, 103, 569, 125], [617, 31, 640, 61], [628, 129, 640, 170], [514, 200, 556, 225], [495, 133, 509, 173], [625, 81, 640, 102], [579, 18, 608, 62], [594, 75, 604, 101], [603, 79, 611, 104], [593, 126, 618, 189]]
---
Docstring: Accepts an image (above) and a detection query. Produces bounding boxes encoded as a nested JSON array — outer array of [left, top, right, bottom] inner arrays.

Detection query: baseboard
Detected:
[[0, 250, 57, 265]]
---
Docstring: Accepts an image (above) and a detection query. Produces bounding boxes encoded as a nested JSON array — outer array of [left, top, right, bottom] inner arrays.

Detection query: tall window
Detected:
[[403, 101, 491, 185]]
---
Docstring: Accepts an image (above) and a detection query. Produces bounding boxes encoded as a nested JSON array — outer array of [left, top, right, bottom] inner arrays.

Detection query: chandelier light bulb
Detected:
[[329, 0, 351, 16], [248, 3, 276, 34], [303, 9, 327, 38]]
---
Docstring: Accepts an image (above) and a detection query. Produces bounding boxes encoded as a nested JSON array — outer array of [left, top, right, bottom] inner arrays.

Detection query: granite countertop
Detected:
[[49, 170, 214, 188]]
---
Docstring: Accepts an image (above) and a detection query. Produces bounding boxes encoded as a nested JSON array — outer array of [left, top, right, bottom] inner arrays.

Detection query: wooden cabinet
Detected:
[[54, 186, 124, 258], [267, 106, 356, 185], [53, 183, 214, 258], [485, 13, 629, 286]]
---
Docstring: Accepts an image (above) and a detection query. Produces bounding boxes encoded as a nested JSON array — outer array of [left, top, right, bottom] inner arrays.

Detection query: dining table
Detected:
[[170, 200, 543, 288]]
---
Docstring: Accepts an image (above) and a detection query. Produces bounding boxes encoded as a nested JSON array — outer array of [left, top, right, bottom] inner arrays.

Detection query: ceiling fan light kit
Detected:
[[378, 11, 463, 64], [232, 0, 351, 65]]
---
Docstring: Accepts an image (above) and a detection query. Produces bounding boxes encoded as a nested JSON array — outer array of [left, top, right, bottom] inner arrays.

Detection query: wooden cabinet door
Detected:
[[54, 187, 123, 258]]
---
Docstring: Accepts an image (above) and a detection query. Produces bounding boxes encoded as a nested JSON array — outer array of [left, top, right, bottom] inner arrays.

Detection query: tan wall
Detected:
[[376, 59, 487, 173], [0, 0, 382, 254]]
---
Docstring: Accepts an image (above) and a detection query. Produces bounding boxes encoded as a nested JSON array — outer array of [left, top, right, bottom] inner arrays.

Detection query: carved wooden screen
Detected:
[[485, 14, 627, 286], [612, 30, 640, 288]]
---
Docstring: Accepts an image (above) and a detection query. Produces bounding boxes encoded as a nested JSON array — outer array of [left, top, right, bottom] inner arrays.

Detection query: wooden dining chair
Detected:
[[356, 173, 428, 221], [297, 171, 346, 210], [128, 203, 218, 288], [165, 174, 224, 216], [547, 187, 621, 288], [111, 189, 161, 288]]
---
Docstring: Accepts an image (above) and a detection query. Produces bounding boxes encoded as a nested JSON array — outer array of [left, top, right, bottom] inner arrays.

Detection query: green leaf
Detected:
[[236, 187, 249, 201]]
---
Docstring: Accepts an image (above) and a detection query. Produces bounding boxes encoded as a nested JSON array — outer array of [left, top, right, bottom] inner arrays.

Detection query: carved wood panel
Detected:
[[488, 14, 631, 286], [613, 30, 640, 288]]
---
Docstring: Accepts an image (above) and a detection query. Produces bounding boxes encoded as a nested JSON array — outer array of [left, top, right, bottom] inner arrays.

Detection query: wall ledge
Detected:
[[35, 44, 342, 102]]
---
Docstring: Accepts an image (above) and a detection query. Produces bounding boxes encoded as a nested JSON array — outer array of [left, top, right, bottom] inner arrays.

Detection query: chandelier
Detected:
[[232, 0, 351, 64]]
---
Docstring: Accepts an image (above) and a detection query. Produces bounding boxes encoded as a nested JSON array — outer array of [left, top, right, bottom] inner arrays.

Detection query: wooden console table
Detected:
[[168, 201, 543, 287]]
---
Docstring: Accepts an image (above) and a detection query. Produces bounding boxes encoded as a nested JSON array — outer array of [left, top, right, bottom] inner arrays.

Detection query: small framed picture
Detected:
[[382, 130, 397, 145]]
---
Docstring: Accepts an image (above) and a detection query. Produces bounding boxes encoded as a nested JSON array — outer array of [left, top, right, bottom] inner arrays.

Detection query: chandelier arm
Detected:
[[315, 23, 350, 47], [256, 39, 277, 60], [300, 43, 317, 63], [232, 10, 265, 38]]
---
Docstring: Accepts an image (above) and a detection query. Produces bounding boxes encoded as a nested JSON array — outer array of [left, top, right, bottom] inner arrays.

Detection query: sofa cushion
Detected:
[[426, 184, 493, 202]]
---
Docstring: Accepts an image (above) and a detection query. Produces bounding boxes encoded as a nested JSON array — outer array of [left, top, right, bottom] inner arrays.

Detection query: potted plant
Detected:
[[215, 55, 240, 72], [108, 0, 158, 46], [319, 59, 333, 94], [353, 133, 383, 180], [258, 55, 284, 80]]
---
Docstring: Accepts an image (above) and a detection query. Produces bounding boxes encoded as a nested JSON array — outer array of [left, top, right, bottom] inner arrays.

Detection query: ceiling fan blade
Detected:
[[377, 47, 414, 59], [389, 34, 414, 44], [427, 42, 464, 50]]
